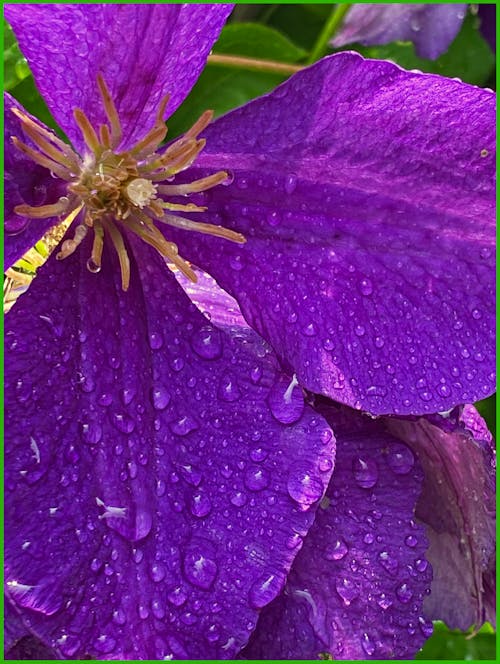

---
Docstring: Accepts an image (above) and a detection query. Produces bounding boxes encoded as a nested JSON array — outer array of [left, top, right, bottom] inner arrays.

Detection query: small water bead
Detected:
[[284, 174, 297, 194], [112, 412, 136, 434], [250, 446, 268, 462], [149, 332, 164, 350], [183, 548, 218, 590], [190, 492, 212, 517], [302, 322, 316, 337], [230, 491, 247, 507], [335, 577, 359, 606], [249, 573, 285, 609], [218, 375, 241, 402], [377, 593, 393, 610], [149, 385, 171, 411], [286, 533, 303, 549], [267, 210, 281, 226], [81, 421, 103, 445], [405, 534, 418, 548], [352, 456, 378, 489], [150, 562, 166, 583], [419, 616, 434, 638], [363, 532, 374, 545], [359, 278, 373, 296], [287, 467, 323, 510], [325, 538, 348, 561], [191, 326, 222, 360], [244, 467, 270, 491], [57, 634, 81, 657], [169, 415, 199, 436], [396, 583, 413, 603], [361, 633, 375, 656], [354, 325, 365, 337], [94, 634, 116, 654], [167, 586, 187, 607], [112, 608, 126, 625], [378, 551, 398, 575], [415, 558, 428, 573], [386, 444, 414, 475]]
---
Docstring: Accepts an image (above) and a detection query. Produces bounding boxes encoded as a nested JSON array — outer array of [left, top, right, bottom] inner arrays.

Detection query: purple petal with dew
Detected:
[[331, 4, 467, 60], [5, 4, 233, 152], [4, 93, 65, 270], [386, 406, 496, 630], [4, 237, 335, 660], [164, 52, 495, 416], [244, 404, 432, 660]]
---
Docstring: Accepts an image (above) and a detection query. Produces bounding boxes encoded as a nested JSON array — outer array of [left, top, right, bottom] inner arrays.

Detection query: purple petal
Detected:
[[386, 406, 496, 630], [5, 237, 335, 659], [5, 4, 233, 151], [164, 52, 495, 415], [332, 4, 467, 59], [244, 405, 431, 660], [4, 93, 64, 270]]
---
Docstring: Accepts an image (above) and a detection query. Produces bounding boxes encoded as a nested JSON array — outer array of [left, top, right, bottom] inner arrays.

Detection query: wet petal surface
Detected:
[[168, 53, 495, 415], [244, 405, 431, 660], [5, 237, 335, 660], [4, 94, 64, 270], [386, 406, 496, 630], [332, 4, 467, 59], [5, 4, 232, 151]]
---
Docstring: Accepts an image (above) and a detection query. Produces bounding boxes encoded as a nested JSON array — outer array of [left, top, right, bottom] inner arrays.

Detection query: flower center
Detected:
[[11, 74, 244, 290]]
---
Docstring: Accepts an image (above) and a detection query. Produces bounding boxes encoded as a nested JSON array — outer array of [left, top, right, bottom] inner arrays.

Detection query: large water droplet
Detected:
[[287, 467, 323, 510], [352, 456, 378, 489], [191, 326, 222, 359], [249, 573, 285, 609], [170, 415, 199, 436], [183, 545, 218, 590], [386, 444, 414, 475], [325, 538, 348, 561], [268, 375, 304, 424], [396, 582, 413, 603]]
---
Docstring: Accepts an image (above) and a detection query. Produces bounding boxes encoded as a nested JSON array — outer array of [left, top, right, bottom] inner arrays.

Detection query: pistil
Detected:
[[11, 75, 244, 291]]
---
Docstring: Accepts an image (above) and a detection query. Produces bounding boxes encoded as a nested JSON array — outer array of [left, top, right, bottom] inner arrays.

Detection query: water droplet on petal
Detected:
[[218, 374, 241, 402], [150, 562, 166, 583], [170, 415, 199, 436], [335, 577, 358, 606], [249, 573, 285, 608], [244, 467, 270, 491], [150, 385, 171, 410], [287, 466, 324, 510], [405, 534, 418, 548], [359, 278, 373, 296], [396, 582, 413, 603], [386, 444, 414, 475], [190, 492, 212, 518], [325, 538, 348, 561], [167, 586, 187, 606], [378, 550, 398, 575], [362, 633, 375, 656], [191, 326, 222, 359], [352, 456, 378, 489], [284, 174, 297, 194], [268, 376, 304, 424], [183, 545, 218, 590]]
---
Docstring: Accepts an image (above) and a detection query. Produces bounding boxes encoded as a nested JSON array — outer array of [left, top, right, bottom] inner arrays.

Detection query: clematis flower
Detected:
[[331, 3, 469, 59], [4, 3, 495, 661]]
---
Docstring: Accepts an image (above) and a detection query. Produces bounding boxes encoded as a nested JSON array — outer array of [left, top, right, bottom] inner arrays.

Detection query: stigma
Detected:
[[11, 74, 245, 291]]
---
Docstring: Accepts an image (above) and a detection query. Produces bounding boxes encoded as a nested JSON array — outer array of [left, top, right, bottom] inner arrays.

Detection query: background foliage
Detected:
[[4, 3, 496, 660]]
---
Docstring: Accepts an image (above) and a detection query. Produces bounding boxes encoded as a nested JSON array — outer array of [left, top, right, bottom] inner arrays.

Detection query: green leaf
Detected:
[[166, 66, 285, 140], [475, 393, 496, 438], [214, 22, 306, 63], [338, 13, 494, 87], [416, 622, 496, 660], [267, 4, 329, 51], [4, 20, 30, 91]]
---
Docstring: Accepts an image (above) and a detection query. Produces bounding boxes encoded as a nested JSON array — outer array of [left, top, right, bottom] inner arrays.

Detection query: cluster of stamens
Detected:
[[12, 74, 245, 290]]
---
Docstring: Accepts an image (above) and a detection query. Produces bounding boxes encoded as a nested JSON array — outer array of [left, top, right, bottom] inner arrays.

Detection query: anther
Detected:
[[56, 224, 89, 260]]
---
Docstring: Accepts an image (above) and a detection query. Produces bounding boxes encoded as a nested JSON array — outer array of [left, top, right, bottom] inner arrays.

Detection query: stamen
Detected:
[[73, 108, 101, 154], [56, 223, 88, 260], [11, 137, 72, 181], [99, 124, 112, 150], [20, 124, 78, 171], [130, 93, 170, 158], [105, 218, 130, 291], [87, 220, 104, 273], [96, 74, 122, 148], [183, 110, 214, 140], [160, 202, 207, 213], [11, 107, 79, 164], [158, 213, 246, 244], [14, 197, 70, 219], [158, 171, 229, 196], [126, 178, 157, 208]]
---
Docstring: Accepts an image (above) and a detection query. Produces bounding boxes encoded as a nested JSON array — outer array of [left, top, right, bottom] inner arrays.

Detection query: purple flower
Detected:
[[4, 3, 495, 661], [332, 3, 468, 59]]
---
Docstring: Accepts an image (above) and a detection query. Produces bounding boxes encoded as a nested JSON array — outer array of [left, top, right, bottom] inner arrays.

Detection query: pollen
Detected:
[[11, 74, 245, 291]]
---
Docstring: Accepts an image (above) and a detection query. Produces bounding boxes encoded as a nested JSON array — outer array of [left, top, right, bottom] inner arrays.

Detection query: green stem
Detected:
[[206, 53, 304, 76], [307, 3, 351, 65]]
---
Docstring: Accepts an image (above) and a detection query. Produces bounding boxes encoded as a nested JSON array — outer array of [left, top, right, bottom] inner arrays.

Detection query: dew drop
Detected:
[[335, 577, 358, 606], [150, 562, 166, 583], [169, 415, 199, 436], [268, 376, 304, 424], [287, 467, 323, 510], [191, 325, 222, 359], [183, 546, 218, 590], [167, 586, 187, 607], [149, 332, 164, 349], [378, 550, 398, 575], [386, 444, 414, 475], [190, 492, 212, 517], [361, 633, 375, 656], [325, 538, 348, 561], [405, 534, 418, 548], [218, 375, 241, 402], [249, 573, 285, 609], [284, 174, 297, 194], [81, 421, 103, 445], [359, 278, 373, 296], [244, 467, 270, 491], [352, 456, 378, 489], [396, 582, 413, 603], [150, 385, 171, 410]]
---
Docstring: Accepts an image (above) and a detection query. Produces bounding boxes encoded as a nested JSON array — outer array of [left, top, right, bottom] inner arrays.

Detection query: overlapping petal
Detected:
[[331, 4, 467, 59], [244, 405, 431, 660], [5, 4, 233, 151], [165, 52, 495, 415], [386, 406, 496, 630], [4, 94, 64, 270], [5, 238, 335, 659]]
